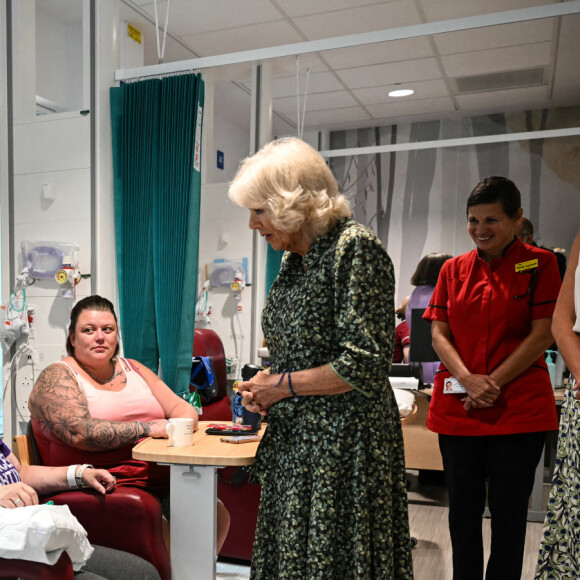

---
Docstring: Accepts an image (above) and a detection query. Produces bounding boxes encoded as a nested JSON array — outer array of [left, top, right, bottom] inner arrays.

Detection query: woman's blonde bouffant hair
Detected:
[[228, 137, 351, 237]]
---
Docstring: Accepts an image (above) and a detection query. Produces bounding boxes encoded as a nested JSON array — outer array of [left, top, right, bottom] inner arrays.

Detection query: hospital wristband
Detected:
[[75, 464, 94, 488], [67, 464, 80, 489]]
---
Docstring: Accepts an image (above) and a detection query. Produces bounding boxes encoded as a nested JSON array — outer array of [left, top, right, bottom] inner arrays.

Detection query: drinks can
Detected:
[[232, 382, 244, 424]]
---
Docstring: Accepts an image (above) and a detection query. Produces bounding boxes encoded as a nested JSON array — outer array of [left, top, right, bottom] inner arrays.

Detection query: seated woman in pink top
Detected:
[[28, 295, 230, 552]]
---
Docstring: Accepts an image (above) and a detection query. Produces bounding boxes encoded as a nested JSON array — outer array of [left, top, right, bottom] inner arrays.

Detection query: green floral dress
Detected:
[[250, 218, 414, 580], [536, 377, 580, 579]]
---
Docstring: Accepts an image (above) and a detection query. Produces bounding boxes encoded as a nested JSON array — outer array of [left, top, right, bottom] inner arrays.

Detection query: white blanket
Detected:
[[393, 388, 416, 418], [0, 503, 93, 570]]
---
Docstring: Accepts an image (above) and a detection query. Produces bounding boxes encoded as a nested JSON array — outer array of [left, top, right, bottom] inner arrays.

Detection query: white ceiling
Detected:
[[119, 0, 580, 134]]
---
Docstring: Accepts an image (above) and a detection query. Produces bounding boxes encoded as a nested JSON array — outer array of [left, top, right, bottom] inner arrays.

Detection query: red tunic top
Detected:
[[424, 238, 561, 436]]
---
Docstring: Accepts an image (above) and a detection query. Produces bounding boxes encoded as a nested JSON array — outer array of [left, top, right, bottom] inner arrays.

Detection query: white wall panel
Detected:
[[14, 168, 90, 224], [13, 114, 90, 174]]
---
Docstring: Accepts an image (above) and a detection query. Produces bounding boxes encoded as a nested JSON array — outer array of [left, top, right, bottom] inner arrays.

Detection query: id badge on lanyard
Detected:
[[443, 377, 466, 394]]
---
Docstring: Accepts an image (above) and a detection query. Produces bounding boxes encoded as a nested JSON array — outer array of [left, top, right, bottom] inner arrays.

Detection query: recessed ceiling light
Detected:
[[388, 89, 414, 97]]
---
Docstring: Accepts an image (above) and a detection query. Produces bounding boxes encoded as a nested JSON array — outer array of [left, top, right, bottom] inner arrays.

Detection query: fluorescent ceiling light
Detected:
[[388, 89, 414, 97]]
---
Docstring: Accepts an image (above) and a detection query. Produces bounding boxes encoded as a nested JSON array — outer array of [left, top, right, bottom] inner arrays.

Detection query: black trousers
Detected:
[[438, 432, 546, 580]]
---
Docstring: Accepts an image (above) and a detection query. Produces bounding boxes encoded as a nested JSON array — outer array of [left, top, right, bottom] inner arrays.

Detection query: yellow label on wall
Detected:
[[515, 259, 538, 273], [127, 23, 142, 45]]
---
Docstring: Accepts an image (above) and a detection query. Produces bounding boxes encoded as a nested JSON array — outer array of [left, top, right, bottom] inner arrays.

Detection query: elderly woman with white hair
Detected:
[[229, 138, 413, 579]]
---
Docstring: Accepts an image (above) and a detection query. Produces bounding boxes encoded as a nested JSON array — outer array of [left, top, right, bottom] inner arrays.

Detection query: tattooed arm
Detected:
[[28, 364, 169, 451]]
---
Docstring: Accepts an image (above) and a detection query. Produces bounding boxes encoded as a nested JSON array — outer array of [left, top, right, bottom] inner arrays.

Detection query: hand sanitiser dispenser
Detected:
[[545, 350, 557, 389]]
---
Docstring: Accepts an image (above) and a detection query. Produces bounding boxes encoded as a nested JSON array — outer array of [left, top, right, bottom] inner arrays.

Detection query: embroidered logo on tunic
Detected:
[[515, 259, 538, 273]]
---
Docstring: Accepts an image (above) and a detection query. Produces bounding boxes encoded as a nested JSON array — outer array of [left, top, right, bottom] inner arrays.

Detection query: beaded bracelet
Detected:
[[274, 369, 299, 399], [135, 420, 142, 444], [273, 371, 287, 389]]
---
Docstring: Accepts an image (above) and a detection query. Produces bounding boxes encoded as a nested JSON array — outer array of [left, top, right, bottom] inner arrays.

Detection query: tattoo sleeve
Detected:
[[29, 364, 141, 451]]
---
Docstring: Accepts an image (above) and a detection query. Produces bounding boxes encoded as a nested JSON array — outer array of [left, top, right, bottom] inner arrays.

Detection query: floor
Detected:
[[216, 470, 545, 580]]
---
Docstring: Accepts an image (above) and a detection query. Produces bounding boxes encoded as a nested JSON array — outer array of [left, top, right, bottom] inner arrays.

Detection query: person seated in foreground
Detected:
[[27, 295, 230, 553], [0, 436, 161, 579]]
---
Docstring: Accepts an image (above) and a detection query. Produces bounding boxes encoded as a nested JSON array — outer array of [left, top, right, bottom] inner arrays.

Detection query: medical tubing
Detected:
[[9, 288, 26, 312]]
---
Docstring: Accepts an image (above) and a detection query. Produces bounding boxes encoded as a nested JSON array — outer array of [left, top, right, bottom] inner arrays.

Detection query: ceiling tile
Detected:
[[321, 37, 434, 69], [293, 0, 422, 40], [441, 42, 552, 78], [337, 58, 442, 89], [270, 54, 329, 77], [352, 79, 449, 105], [271, 72, 346, 98], [137, 0, 285, 37], [366, 96, 456, 118], [120, 0, 580, 132], [181, 21, 304, 56], [274, 0, 389, 18], [455, 85, 549, 111], [289, 106, 372, 128], [273, 90, 358, 115], [433, 19, 554, 55], [419, 0, 554, 22]]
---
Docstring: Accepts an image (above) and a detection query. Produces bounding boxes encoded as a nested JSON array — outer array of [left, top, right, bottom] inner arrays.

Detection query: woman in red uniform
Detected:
[[424, 176, 561, 580]]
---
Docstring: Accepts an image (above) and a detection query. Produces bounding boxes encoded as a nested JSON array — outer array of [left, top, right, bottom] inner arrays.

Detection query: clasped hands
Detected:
[[460, 373, 501, 411], [237, 369, 287, 415]]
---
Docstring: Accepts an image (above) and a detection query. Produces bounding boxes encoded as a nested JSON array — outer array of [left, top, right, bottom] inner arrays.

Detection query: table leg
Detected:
[[169, 464, 217, 580]]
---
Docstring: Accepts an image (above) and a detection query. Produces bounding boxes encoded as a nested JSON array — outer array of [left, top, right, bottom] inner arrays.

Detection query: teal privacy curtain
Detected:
[[111, 73, 204, 396], [265, 246, 283, 295]]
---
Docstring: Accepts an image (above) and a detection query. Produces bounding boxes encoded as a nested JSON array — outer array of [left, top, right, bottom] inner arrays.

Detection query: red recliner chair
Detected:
[[192, 328, 262, 562], [6, 431, 171, 580], [0, 551, 75, 580]]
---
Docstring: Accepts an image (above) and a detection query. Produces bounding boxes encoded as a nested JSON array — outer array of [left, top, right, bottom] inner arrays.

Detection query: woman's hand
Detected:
[[460, 373, 501, 408], [145, 419, 170, 439], [81, 468, 116, 494], [240, 390, 267, 416], [238, 370, 288, 413], [0, 481, 38, 509]]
